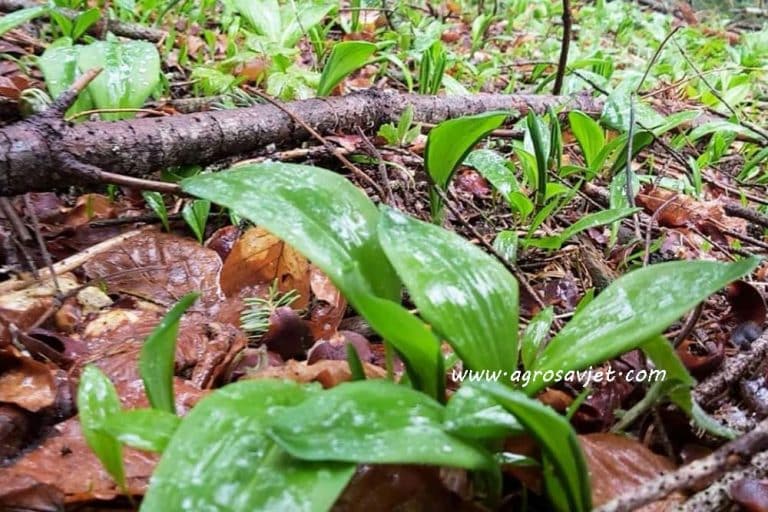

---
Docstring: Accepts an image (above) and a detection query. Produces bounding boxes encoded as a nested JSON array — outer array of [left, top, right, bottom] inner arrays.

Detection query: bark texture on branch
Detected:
[[0, 0, 167, 41], [0, 90, 602, 195]]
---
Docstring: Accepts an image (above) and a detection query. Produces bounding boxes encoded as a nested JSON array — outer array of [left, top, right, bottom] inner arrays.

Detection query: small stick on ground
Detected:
[[694, 333, 768, 406], [596, 414, 768, 512], [355, 126, 394, 205], [725, 203, 768, 229], [22, 194, 59, 293]]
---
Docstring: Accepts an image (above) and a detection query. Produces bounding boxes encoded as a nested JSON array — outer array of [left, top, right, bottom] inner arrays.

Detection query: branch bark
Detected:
[[0, 90, 602, 195]]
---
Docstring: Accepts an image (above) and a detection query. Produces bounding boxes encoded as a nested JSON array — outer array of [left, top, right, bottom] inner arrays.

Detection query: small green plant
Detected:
[[141, 191, 170, 232], [240, 283, 300, 340], [377, 105, 420, 146], [50, 7, 100, 40], [181, 199, 211, 244], [418, 40, 447, 95]]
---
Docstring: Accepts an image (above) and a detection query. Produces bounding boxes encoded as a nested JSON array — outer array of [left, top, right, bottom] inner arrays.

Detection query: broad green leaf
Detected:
[[642, 336, 735, 439], [523, 208, 638, 250], [444, 384, 523, 442], [425, 112, 508, 218], [182, 199, 210, 243], [232, 0, 281, 43], [316, 41, 376, 97], [345, 272, 443, 400], [38, 38, 94, 115], [474, 382, 591, 512], [526, 257, 760, 394], [77, 366, 125, 489], [378, 207, 519, 372], [521, 306, 553, 370], [142, 380, 354, 512], [0, 6, 47, 36], [102, 409, 180, 452], [269, 380, 495, 470], [182, 163, 401, 305], [141, 191, 170, 232], [568, 111, 604, 168], [77, 40, 161, 120], [139, 293, 199, 414]]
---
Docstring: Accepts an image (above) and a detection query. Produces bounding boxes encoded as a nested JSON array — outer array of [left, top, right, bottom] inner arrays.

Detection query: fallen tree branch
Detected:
[[596, 413, 768, 512], [0, 90, 603, 195], [0, 0, 167, 42]]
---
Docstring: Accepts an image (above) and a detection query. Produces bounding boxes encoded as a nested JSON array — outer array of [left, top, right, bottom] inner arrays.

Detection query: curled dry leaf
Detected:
[[0, 348, 57, 412], [308, 264, 347, 340], [260, 306, 313, 360], [637, 185, 747, 233], [580, 433, 683, 511], [61, 194, 116, 228], [248, 359, 386, 388], [676, 338, 724, 379], [204, 225, 240, 261], [307, 330, 372, 365], [727, 281, 766, 350], [730, 478, 768, 512], [220, 226, 310, 309], [0, 274, 79, 345], [83, 231, 225, 310]]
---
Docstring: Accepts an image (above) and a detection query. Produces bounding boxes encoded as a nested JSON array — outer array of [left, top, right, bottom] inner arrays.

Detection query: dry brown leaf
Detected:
[[249, 359, 386, 388], [220, 226, 310, 309], [308, 264, 347, 340], [0, 380, 203, 504], [0, 348, 57, 412], [83, 231, 225, 310], [78, 307, 245, 389], [581, 433, 683, 511]]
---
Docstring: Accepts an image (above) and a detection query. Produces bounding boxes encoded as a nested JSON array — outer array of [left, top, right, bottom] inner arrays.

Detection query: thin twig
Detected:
[[355, 126, 394, 205], [434, 186, 560, 328], [22, 194, 60, 293], [552, 0, 572, 95], [46, 68, 102, 117], [248, 88, 386, 199], [597, 415, 768, 512], [637, 26, 681, 93], [643, 194, 678, 266]]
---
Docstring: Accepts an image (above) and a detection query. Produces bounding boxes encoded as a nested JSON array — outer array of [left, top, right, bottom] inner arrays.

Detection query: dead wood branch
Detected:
[[0, 90, 601, 195]]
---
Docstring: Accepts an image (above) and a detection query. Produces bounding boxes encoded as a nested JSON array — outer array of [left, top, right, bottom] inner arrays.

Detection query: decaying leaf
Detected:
[[308, 264, 347, 340], [0, 348, 57, 412], [580, 433, 683, 511], [0, 379, 203, 504], [220, 226, 310, 308], [78, 306, 245, 389], [83, 231, 224, 310]]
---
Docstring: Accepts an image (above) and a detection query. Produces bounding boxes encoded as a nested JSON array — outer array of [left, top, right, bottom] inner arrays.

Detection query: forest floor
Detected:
[[2, 0, 768, 510]]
